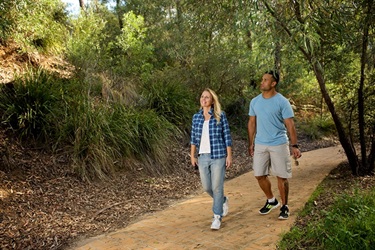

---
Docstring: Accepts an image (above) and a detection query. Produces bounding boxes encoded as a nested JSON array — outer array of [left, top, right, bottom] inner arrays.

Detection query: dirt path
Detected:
[[68, 146, 346, 250]]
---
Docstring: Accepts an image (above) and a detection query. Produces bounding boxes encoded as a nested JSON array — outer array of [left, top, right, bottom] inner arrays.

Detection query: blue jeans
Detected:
[[198, 154, 226, 216]]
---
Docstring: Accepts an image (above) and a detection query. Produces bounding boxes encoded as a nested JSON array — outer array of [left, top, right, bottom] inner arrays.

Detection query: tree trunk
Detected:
[[116, 0, 123, 29], [79, 0, 85, 10], [358, 0, 373, 173], [311, 61, 360, 175], [273, 3, 281, 73], [274, 35, 281, 74], [369, 124, 375, 172]]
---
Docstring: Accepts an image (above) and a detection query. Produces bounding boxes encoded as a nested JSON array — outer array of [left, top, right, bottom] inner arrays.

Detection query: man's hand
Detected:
[[249, 145, 255, 157], [291, 147, 302, 159]]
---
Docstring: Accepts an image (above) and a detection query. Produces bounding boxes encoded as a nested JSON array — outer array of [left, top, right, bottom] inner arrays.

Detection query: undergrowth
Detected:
[[278, 166, 375, 250]]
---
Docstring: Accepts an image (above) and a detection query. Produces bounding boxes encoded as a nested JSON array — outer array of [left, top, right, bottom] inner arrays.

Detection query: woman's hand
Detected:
[[226, 156, 232, 168], [191, 157, 198, 168]]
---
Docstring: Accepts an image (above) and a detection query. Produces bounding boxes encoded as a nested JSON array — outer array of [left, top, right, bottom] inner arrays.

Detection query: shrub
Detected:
[[66, 7, 107, 72], [8, 0, 68, 54], [64, 97, 181, 181], [297, 112, 336, 140], [278, 187, 375, 250], [0, 1, 14, 41], [0, 68, 63, 142], [141, 73, 196, 134]]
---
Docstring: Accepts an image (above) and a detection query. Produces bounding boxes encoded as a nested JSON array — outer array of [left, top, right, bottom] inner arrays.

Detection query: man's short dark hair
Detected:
[[265, 70, 279, 84]]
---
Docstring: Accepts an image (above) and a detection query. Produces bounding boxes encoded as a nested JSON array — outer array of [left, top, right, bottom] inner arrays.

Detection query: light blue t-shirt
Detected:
[[249, 93, 294, 146]]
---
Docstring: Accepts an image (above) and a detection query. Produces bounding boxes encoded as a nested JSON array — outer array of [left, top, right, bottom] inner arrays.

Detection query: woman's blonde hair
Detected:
[[203, 88, 222, 123]]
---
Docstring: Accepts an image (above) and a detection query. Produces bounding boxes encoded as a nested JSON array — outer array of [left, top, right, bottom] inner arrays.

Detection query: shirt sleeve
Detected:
[[221, 112, 233, 147], [190, 114, 198, 145], [281, 98, 294, 119], [249, 98, 256, 116]]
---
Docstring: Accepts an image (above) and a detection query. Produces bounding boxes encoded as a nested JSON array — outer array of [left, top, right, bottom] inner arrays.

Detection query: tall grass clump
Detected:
[[278, 187, 375, 250], [0, 68, 64, 142], [109, 104, 179, 173], [64, 96, 181, 181], [141, 74, 196, 134]]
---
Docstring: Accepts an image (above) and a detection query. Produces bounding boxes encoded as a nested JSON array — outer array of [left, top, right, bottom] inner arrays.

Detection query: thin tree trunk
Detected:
[[274, 3, 281, 73], [358, 0, 373, 173], [311, 61, 360, 175], [369, 124, 375, 172], [79, 0, 85, 10], [116, 0, 123, 29]]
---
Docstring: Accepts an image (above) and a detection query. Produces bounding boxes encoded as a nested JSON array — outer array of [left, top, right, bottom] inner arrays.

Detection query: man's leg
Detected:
[[277, 176, 289, 205], [277, 176, 290, 219], [256, 175, 273, 199], [256, 175, 280, 215]]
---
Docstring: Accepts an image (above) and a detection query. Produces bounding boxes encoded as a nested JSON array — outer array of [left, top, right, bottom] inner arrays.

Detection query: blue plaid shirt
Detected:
[[190, 108, 232, 159]]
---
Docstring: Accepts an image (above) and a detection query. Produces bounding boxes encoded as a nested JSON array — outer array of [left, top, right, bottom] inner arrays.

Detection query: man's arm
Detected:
[[247, 116, 256, 156], [284, 117, 301, 159]]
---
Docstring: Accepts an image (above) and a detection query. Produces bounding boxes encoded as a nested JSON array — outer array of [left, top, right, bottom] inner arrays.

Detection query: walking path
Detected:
[[69, 146, 346, 250]]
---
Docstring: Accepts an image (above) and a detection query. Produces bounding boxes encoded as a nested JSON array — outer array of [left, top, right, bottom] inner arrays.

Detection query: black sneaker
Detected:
[[278, 205, 290, 220], [259, 199, 280, 215]]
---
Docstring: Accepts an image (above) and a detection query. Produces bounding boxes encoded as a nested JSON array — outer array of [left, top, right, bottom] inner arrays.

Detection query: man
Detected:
[[248, 71, 301, 219]]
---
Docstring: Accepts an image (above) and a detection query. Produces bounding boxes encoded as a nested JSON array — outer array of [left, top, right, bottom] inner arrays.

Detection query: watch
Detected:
[[291, 144, 299, 149]]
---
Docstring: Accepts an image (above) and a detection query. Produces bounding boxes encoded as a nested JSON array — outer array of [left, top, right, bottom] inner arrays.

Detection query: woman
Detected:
[[190, 88, 233, 230]]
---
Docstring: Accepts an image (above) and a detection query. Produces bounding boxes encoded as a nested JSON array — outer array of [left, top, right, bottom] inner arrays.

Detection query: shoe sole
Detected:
[[222, 197, 229, 217], [211, 226, 220, 230], [259, 202, 280, 215], [278, 213, 290, 220]]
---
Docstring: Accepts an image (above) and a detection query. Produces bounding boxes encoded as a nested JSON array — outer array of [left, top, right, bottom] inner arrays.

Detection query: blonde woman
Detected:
[[190, 88, 233, 230]]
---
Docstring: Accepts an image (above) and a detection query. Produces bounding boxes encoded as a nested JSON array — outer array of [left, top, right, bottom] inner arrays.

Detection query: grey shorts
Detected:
[[253, 143, 292, 178]]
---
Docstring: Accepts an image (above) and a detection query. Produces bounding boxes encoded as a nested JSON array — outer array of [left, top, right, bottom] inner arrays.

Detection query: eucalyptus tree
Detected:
[[115, 0, 256, 102], [259, 0, 375, 175]]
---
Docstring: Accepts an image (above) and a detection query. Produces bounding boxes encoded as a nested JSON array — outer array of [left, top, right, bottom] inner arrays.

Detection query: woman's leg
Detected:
[[210, 158, 226, 216], [198, 154, 213, 197]]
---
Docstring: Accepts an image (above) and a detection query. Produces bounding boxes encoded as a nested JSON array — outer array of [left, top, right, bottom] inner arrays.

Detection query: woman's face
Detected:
[[200, 90, 213, 108]]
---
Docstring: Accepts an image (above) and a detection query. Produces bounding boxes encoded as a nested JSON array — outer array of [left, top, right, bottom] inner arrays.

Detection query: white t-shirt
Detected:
[[199, 120, 211, 154]]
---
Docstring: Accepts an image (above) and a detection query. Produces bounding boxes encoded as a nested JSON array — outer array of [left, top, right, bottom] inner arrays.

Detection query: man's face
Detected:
[[260, 74, 276, 91]]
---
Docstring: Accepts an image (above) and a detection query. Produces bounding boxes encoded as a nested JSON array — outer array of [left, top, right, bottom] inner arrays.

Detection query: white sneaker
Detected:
[[211, 214, 221, 230], [222, 196, 229, 217]]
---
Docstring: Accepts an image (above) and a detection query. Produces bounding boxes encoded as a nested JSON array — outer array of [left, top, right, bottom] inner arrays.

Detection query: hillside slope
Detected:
[[0, 44, 339, 249]]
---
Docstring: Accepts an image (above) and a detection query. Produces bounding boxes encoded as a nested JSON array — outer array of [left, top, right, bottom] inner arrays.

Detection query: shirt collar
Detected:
[[199, 108, 214, 115]]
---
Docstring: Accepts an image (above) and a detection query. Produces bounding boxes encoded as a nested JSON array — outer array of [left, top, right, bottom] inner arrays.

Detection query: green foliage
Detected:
[[66, 8, 108, 72], [0, 66, 184, 180], [298, 113, 336, 140], [66, 99, 179, 180], [0, 1, 14, 41], [223, 96, 248, 139], [111, 11, 154, 76], [4, 0, 375, 179], [0, 68, 64, 141], [141, 70, 196, 133], [8, 0, 68, 53], [278, 187, 375, 250]]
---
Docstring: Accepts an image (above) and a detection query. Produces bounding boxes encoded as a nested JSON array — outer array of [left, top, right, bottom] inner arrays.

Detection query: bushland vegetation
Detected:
[[0, 0, 374, 249], [1, 0, 373, 180]]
